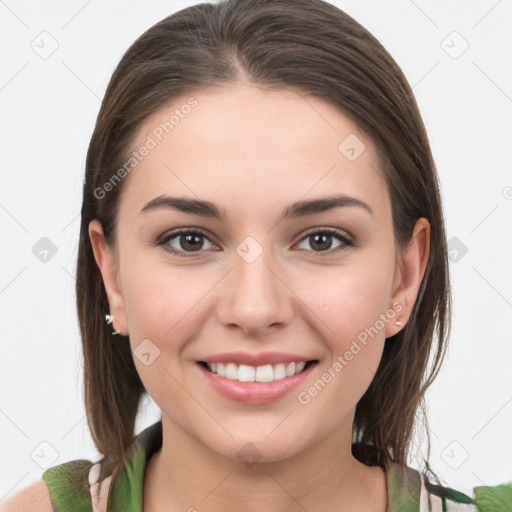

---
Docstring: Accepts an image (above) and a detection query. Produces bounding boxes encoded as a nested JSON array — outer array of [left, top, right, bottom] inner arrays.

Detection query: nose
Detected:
[[216, 241, 293, 338]]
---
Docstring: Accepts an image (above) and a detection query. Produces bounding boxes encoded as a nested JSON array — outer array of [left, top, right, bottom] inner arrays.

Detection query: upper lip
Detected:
[[199, 351, 317, 366]]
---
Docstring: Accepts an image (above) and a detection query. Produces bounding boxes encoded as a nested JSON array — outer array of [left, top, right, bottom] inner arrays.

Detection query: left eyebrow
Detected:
[[139, 194, 374, 219]]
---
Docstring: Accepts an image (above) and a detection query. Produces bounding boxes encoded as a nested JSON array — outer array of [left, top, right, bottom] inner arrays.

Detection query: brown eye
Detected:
[[296, 228, 353, 255], [158, 229, 215, 257]]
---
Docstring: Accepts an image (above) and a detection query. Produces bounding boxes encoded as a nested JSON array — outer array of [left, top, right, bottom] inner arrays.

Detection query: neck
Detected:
[[143, 414, 388, 512]]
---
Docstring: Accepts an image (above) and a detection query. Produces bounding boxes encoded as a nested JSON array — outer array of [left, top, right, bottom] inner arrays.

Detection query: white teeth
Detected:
[[285, 362, 296, 377], [205, 360, 311, 382], [273, 363, 286, 380], [238, 364, 255, 382], [225, 363, 238, 380], [255, 364, 274, 382]]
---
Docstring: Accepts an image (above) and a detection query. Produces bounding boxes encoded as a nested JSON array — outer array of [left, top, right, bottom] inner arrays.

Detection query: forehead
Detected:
[[118, 83, 389, 223]]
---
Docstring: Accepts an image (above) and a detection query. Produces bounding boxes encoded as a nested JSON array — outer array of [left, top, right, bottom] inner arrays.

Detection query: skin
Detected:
[[89, 82, 429, 512]]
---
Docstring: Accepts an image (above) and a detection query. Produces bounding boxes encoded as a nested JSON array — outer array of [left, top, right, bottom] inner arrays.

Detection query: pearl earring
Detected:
[[394, 319, 403, 327], [105, 313, 120, 335]]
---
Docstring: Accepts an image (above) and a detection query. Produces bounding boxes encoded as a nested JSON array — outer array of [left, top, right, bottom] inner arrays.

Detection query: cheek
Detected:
[[124, 271, 198, 340], [294, 266, 394, 417], [306, 258, 395, 384], [121, 253, 218, 366], [121, 260, 208, 405], [315, 261, 394, 339]]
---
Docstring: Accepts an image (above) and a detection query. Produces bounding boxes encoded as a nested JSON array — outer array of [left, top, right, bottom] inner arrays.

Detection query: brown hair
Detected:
[[76, 0, 451, 484]]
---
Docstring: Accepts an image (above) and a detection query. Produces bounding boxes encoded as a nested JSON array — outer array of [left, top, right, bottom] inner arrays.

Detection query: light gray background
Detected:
[[1, 0, 511, 501]]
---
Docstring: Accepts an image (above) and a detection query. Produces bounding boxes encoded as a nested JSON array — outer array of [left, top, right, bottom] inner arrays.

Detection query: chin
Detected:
[[205, 434, 305, 466]]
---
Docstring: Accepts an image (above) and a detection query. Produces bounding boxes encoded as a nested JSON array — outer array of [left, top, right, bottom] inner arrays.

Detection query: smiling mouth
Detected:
[[197, 360, 318, 383]]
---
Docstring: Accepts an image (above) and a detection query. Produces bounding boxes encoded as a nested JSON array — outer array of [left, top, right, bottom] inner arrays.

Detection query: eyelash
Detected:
[[156, 227, 354, 258]]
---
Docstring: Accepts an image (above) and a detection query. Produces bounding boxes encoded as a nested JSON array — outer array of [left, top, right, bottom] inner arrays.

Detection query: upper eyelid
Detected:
[[159, 227, 219, 246]]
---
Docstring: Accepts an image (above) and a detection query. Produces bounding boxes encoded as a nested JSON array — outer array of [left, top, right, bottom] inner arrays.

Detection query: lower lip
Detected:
[[197, 362, 317, 404]]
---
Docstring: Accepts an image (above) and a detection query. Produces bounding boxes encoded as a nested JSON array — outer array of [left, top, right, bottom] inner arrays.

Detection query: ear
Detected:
[[385, 217, 430, 337], [88, 219, 129, 336]]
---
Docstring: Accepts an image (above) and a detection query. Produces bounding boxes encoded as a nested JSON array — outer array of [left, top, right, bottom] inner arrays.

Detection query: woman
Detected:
[[3, 0, 510, 510]]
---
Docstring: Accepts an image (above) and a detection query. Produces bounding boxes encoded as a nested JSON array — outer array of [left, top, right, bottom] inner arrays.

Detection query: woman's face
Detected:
[[90, 83, 428, 463]]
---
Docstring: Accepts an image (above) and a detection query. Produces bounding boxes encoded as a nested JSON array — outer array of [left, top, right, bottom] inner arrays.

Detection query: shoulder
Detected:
[[420, 472, 512, 512], [1, 459, 97, 512], [0, 478, 53, 512], [387, 461, 512, 511]]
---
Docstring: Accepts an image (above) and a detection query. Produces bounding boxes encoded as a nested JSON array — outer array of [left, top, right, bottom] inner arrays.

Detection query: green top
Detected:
[[42, 420, 512, 511]]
